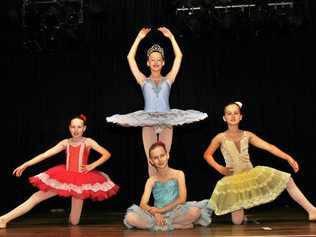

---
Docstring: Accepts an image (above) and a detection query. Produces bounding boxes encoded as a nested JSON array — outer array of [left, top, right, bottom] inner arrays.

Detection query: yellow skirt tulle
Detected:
[[209, 166, 291, 215]]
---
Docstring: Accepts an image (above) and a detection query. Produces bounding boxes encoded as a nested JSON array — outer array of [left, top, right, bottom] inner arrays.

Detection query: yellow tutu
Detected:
[[209, 166, 290, 215]]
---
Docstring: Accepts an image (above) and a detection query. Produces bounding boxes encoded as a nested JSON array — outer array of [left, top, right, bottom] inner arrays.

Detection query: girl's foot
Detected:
[[174, 223, 194, 229], [0, 218, 7, 228], [308, 209, 316, 221]]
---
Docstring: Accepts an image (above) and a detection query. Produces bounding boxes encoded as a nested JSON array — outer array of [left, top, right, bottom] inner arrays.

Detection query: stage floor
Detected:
[[1, 207, 316, 236]]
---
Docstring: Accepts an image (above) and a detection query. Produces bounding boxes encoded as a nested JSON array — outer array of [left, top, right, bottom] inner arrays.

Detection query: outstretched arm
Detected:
[[80, 138, 111, 173], [248, 131, 299, 172], [158, 27, 183, 84], [203, 133, 234, 176], [127, 27, 151, 86], [13, 139, 67, 177]]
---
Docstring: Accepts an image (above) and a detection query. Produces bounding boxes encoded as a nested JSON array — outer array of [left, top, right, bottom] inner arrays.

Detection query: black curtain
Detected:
[[1, 0, 316, 213]]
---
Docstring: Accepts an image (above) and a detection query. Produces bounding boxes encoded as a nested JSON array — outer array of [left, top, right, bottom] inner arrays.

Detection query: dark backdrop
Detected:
[[1, 0, 316, 214]]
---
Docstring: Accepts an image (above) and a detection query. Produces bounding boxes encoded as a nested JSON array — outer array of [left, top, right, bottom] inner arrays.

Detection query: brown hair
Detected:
[[70, 114, 87, 125], [148, 141, 167, 158]]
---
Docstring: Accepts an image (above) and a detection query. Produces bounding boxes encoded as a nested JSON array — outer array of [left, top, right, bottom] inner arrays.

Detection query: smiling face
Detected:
[[69, 118, 86, 139], [149, 145, 169, 169], [223, 103, 242, 125], [147, 52, 164, 72]]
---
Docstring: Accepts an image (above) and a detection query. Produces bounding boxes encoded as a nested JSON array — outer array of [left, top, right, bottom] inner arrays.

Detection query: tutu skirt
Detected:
[[29, 165, 119, 201], [209, 166, 290, 215], [106, 109, 208, 133], [124, 199, 212, 231]]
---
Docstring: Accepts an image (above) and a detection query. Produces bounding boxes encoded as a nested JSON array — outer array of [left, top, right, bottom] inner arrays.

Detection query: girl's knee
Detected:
[[232, 217, 243, 225], [69, 217, 80, 226], [186, 207, 201, 220], [231, 210, 244, 225], [125, 213, 138, 226]]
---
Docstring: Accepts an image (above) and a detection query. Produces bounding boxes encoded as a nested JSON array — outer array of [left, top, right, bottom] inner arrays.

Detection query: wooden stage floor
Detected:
[[1, 207, 316, 237]]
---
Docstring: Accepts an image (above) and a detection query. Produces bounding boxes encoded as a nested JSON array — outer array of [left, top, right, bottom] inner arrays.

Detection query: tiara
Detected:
[[147, 44, 164, 58]]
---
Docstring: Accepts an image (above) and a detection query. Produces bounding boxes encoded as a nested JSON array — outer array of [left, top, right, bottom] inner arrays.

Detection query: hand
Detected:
[[158, 27, 174, 39], [287, 157, 299, 173], [218, 166, 234, 176], [154, 213, 166, 226], [80, 164, 95, 173], [137, 27, 151, 40], [147, 207, 160, 215], [12, 163, 28, 177]]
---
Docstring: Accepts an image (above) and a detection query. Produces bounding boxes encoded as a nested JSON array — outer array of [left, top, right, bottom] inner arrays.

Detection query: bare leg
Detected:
[[0, 191, 56, 228], [286, 177, 316, 220], [69, 197, 84, 225], [231, 209, 245, 225], [173, 207, 201, 229], [125, 212, 151, 229]]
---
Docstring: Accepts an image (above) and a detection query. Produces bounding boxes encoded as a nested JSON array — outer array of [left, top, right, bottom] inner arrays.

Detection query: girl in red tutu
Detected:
[[0, 114, 119, 228]]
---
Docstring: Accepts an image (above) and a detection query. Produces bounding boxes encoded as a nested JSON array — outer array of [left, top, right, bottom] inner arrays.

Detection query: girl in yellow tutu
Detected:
[[203, 101, 316, 224]]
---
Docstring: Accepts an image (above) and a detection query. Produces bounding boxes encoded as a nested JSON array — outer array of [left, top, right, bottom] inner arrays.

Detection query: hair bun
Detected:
[[234, 101, 243, 108], [79, 114, 87, 121]]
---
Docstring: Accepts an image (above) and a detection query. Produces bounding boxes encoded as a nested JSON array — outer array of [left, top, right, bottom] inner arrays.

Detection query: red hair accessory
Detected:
[[79, 114, 87, 121]]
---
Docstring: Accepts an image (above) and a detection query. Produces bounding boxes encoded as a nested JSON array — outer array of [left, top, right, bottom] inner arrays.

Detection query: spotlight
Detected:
[[22, 0, 83, 52]]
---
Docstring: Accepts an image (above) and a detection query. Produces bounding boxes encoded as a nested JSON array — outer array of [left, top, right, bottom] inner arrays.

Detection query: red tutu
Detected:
[[29, 165, 119, 201]]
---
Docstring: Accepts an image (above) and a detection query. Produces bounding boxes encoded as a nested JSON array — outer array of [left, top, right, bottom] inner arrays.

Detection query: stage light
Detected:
[[169, 0, 302, 38], [22, 0, 84, 52]]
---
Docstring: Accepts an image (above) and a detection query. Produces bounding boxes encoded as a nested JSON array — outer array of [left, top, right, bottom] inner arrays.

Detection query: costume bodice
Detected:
[[66, 140, 90, 172], [142, 78, 171, 112], [220, 131, 253, 174], [152, 179, 178, 208]]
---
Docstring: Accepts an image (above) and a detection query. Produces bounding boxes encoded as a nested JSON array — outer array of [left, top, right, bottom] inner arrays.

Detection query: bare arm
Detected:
[[247, 131, 299, 172], [13, 139, 67, 177], [81, 138, 111, 173], [203, 133, 233, 176], [139, 177, 155, 211], [127, 28, 151, 86], [158, 27, 183, 84]]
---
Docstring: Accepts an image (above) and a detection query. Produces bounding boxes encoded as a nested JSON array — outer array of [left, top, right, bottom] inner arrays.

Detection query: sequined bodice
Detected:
[[220, 132, 253, 174], [152, 179, 178, 208], [142, 78, 171, 112]]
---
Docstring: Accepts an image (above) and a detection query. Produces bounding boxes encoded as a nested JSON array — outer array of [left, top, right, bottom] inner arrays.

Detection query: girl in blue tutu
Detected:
[[124, 141, 212, 231], [106, 27, 207, 176], [204, 101, 316, 224]]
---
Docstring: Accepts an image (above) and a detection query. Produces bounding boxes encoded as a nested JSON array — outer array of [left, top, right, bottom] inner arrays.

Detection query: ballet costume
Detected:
[[106, 78, 208, 134], [124, 179, 212, 231], [29, 139, 119, 201], [209, 131, 291, 215]]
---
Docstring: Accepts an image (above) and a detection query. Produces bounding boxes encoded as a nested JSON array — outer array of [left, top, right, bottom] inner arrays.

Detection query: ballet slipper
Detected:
[[0, 218, 7, 228]]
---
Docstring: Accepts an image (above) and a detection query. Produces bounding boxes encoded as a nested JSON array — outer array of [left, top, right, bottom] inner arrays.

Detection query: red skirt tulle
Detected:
[[29, 165, 119, 201]]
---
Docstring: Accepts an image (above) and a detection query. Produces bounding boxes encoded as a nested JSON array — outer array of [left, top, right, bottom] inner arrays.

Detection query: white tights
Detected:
[[0, 191, 84, 228]]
